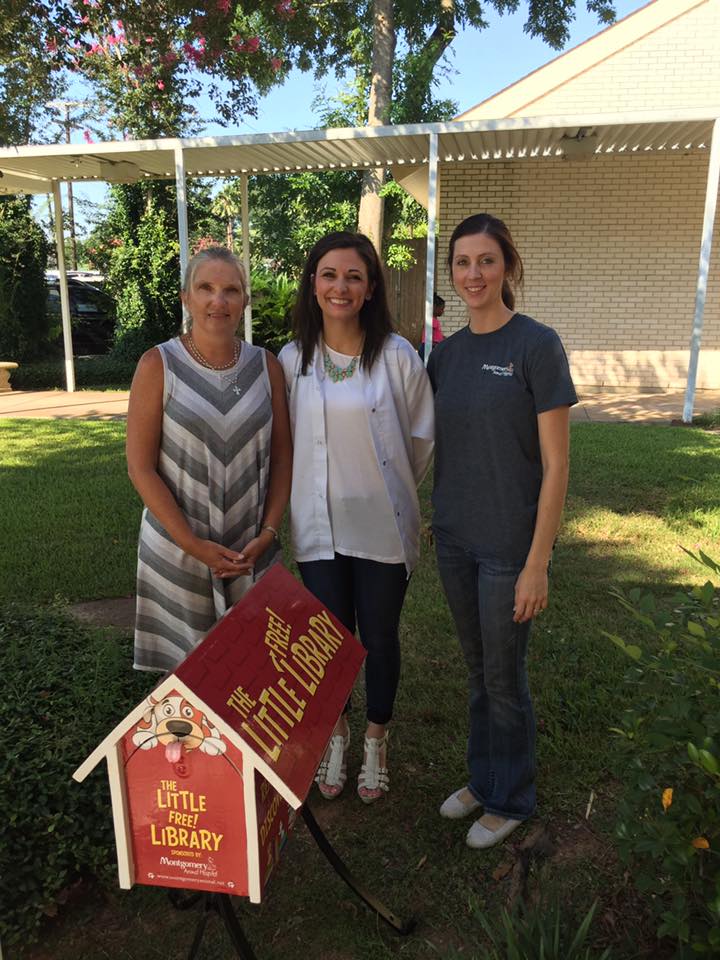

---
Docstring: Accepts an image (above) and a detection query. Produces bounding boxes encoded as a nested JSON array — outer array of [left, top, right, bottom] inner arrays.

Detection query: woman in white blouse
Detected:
[[279, 232, 434, 804]]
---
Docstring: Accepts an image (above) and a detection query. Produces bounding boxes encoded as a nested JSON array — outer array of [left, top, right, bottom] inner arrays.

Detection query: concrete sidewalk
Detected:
[[0, 389, 130, 420], [2, 387, 720, 424]]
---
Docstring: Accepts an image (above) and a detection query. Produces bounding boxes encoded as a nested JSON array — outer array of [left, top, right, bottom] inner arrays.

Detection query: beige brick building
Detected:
[[412, 0, 720, 390]]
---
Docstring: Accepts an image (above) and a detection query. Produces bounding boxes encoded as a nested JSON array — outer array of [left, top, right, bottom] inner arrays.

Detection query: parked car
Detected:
[[46, 275, 116, 355]]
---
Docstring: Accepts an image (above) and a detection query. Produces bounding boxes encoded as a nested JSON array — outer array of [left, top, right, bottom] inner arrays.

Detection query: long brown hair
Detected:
[[447, 213, 524, 310], [292, 232, 393, 375]]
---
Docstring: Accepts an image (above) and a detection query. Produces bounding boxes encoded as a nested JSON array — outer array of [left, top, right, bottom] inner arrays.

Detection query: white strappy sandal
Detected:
[[315, 731, 350, 800], [357, 732, 389, 804]]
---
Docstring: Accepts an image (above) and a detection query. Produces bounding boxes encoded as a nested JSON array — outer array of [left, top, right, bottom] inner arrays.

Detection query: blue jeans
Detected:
[[297, 554, 409, 726], [435, 534, 536, 820]]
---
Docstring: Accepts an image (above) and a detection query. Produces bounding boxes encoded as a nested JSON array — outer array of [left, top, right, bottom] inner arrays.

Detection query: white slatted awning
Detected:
[[1, 107, 717, 418], [0, 109, 716, 195]]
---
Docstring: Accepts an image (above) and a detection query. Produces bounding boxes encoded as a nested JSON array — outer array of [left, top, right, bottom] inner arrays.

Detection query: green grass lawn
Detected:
[[3, 418, 720, 959]]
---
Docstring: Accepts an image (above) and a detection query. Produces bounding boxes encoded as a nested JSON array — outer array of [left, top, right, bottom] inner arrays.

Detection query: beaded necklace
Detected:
[[182, 335, 244, 395], [323, 348, 359, 383], [184, 334, 240, 371]]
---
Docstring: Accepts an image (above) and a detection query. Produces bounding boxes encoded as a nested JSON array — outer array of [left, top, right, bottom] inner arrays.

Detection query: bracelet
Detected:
[[261, 523, 279, 542]]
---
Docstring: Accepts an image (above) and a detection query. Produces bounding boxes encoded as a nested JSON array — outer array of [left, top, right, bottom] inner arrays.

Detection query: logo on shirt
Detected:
[[481, 362, 514, 377]]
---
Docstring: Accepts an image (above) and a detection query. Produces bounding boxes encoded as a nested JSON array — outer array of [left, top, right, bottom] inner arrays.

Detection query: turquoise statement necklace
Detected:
[[323, 348, 359, 383]]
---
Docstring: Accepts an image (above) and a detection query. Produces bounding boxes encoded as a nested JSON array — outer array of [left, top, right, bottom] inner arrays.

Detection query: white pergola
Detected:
[[1, 107, 717, 420]]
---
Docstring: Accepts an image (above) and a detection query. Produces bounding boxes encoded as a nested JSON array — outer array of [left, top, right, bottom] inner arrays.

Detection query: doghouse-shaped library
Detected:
[[74, 564, 365, 903]]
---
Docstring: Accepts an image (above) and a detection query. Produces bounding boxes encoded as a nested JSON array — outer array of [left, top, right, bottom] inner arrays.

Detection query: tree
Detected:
[[357, 0, 395, 248], [0, 197, 49, 361], [356, 0, 617, 249], [31, 1, 360, 140]]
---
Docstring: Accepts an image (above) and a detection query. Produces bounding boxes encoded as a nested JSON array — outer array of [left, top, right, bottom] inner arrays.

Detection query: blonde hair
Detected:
[[182, 246, 247, 297]]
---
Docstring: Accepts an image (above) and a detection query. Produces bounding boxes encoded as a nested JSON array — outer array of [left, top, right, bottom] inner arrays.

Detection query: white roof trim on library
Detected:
[[1, 107, 717, 419]]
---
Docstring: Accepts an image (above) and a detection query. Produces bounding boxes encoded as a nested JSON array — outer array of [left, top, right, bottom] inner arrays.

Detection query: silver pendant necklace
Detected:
[[221, 368, 244, 396]]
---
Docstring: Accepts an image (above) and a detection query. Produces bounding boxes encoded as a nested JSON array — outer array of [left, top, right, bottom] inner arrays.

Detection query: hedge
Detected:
[[0, 603, 150, 944], [10, 356, 137, 391]]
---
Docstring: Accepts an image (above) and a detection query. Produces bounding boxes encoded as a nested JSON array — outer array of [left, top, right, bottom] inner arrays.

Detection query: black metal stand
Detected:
[[168, 802, 415, 959], [168, 889, 259, 960], [300, 804, 416, 935]]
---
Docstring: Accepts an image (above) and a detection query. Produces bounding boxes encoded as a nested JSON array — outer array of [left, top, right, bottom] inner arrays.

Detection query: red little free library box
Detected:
[[73, 565, 365, 903]]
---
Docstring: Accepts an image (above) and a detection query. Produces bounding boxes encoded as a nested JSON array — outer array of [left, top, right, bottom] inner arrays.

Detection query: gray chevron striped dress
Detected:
[[133, 336, 279, 672]]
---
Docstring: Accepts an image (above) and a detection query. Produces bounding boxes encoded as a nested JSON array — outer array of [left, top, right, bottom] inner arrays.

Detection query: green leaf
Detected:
[[699, 750, 719, 775], [687, 621, 707, 639]]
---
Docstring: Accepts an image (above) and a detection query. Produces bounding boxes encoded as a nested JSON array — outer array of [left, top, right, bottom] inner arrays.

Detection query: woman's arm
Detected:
[[513, 405, 571, 624], [401, 351, 435, 485], [228, 351, 293, 571], [126, 348, 249, 576]]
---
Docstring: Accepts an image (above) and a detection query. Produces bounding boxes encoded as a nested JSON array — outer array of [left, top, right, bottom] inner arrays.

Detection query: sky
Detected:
[[60, 0, 650, 236], [222, 0, 649, 134]]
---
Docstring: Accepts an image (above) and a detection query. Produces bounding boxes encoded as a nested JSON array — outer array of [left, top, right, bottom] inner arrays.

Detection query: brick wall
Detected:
[[512, 0, 720, 116], [436, 151, 720, 389]]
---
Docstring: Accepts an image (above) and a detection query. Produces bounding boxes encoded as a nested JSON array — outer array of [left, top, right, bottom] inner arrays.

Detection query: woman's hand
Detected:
[[203, 529, 275, 578], [189, 538, 254, 578], [513, 562, 548, 623]]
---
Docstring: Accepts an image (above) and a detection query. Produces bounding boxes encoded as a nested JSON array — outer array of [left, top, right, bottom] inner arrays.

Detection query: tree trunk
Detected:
[[399, 0, 456, 122], [357, 0, 395, 254]]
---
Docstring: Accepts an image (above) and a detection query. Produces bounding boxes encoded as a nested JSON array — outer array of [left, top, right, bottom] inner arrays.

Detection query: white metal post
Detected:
[[423, 133, 439, 365], [240, 173, 252, 343], [51, 182, 75, 392], [683, 117, 720, 423], [174, 143, 190, 332]]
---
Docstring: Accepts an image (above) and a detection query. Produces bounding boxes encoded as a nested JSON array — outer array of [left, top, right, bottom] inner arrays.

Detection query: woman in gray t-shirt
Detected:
[[427, 213, 577, 850]]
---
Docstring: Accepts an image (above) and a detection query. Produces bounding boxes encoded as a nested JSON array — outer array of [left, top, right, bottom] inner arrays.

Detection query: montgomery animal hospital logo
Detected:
[[482, 362, 514, 377]]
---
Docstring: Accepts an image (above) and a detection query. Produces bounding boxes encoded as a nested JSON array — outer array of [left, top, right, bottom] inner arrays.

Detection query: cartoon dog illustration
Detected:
[[132, 695, 226, 756]]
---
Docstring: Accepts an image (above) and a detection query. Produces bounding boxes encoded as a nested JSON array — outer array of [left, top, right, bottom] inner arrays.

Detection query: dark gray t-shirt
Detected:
[[427, 314, 578, 565]]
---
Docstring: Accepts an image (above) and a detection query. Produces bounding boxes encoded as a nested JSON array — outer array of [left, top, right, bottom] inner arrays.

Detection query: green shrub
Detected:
[[11, 355, 136, 390], [0, 603, 149, 944], [607, 549, 720, 956], [477, 899, 612, 959], [0, 196, 49, 361], [103, 184, 182, 363], [692, 409, 720, 430], [250, 270, 296, 355]]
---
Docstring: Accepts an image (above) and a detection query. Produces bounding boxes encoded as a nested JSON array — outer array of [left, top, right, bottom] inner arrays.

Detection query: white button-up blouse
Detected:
[[278, 334, 435, 574]]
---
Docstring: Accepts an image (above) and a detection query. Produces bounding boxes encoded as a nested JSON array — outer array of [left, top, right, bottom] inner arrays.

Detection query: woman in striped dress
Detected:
[[126, 247, 292, 673]]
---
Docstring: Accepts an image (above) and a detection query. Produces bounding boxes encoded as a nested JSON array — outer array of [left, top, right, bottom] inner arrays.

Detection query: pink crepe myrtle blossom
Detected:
[[275, 0, 295, 17], [157, 80, 165, 90], [271, 57, 283, 71], [182, 43, 203, 65], [46, 38, 58, 52], [83, 130, 94, 143], [216, 0, 231, 12]]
